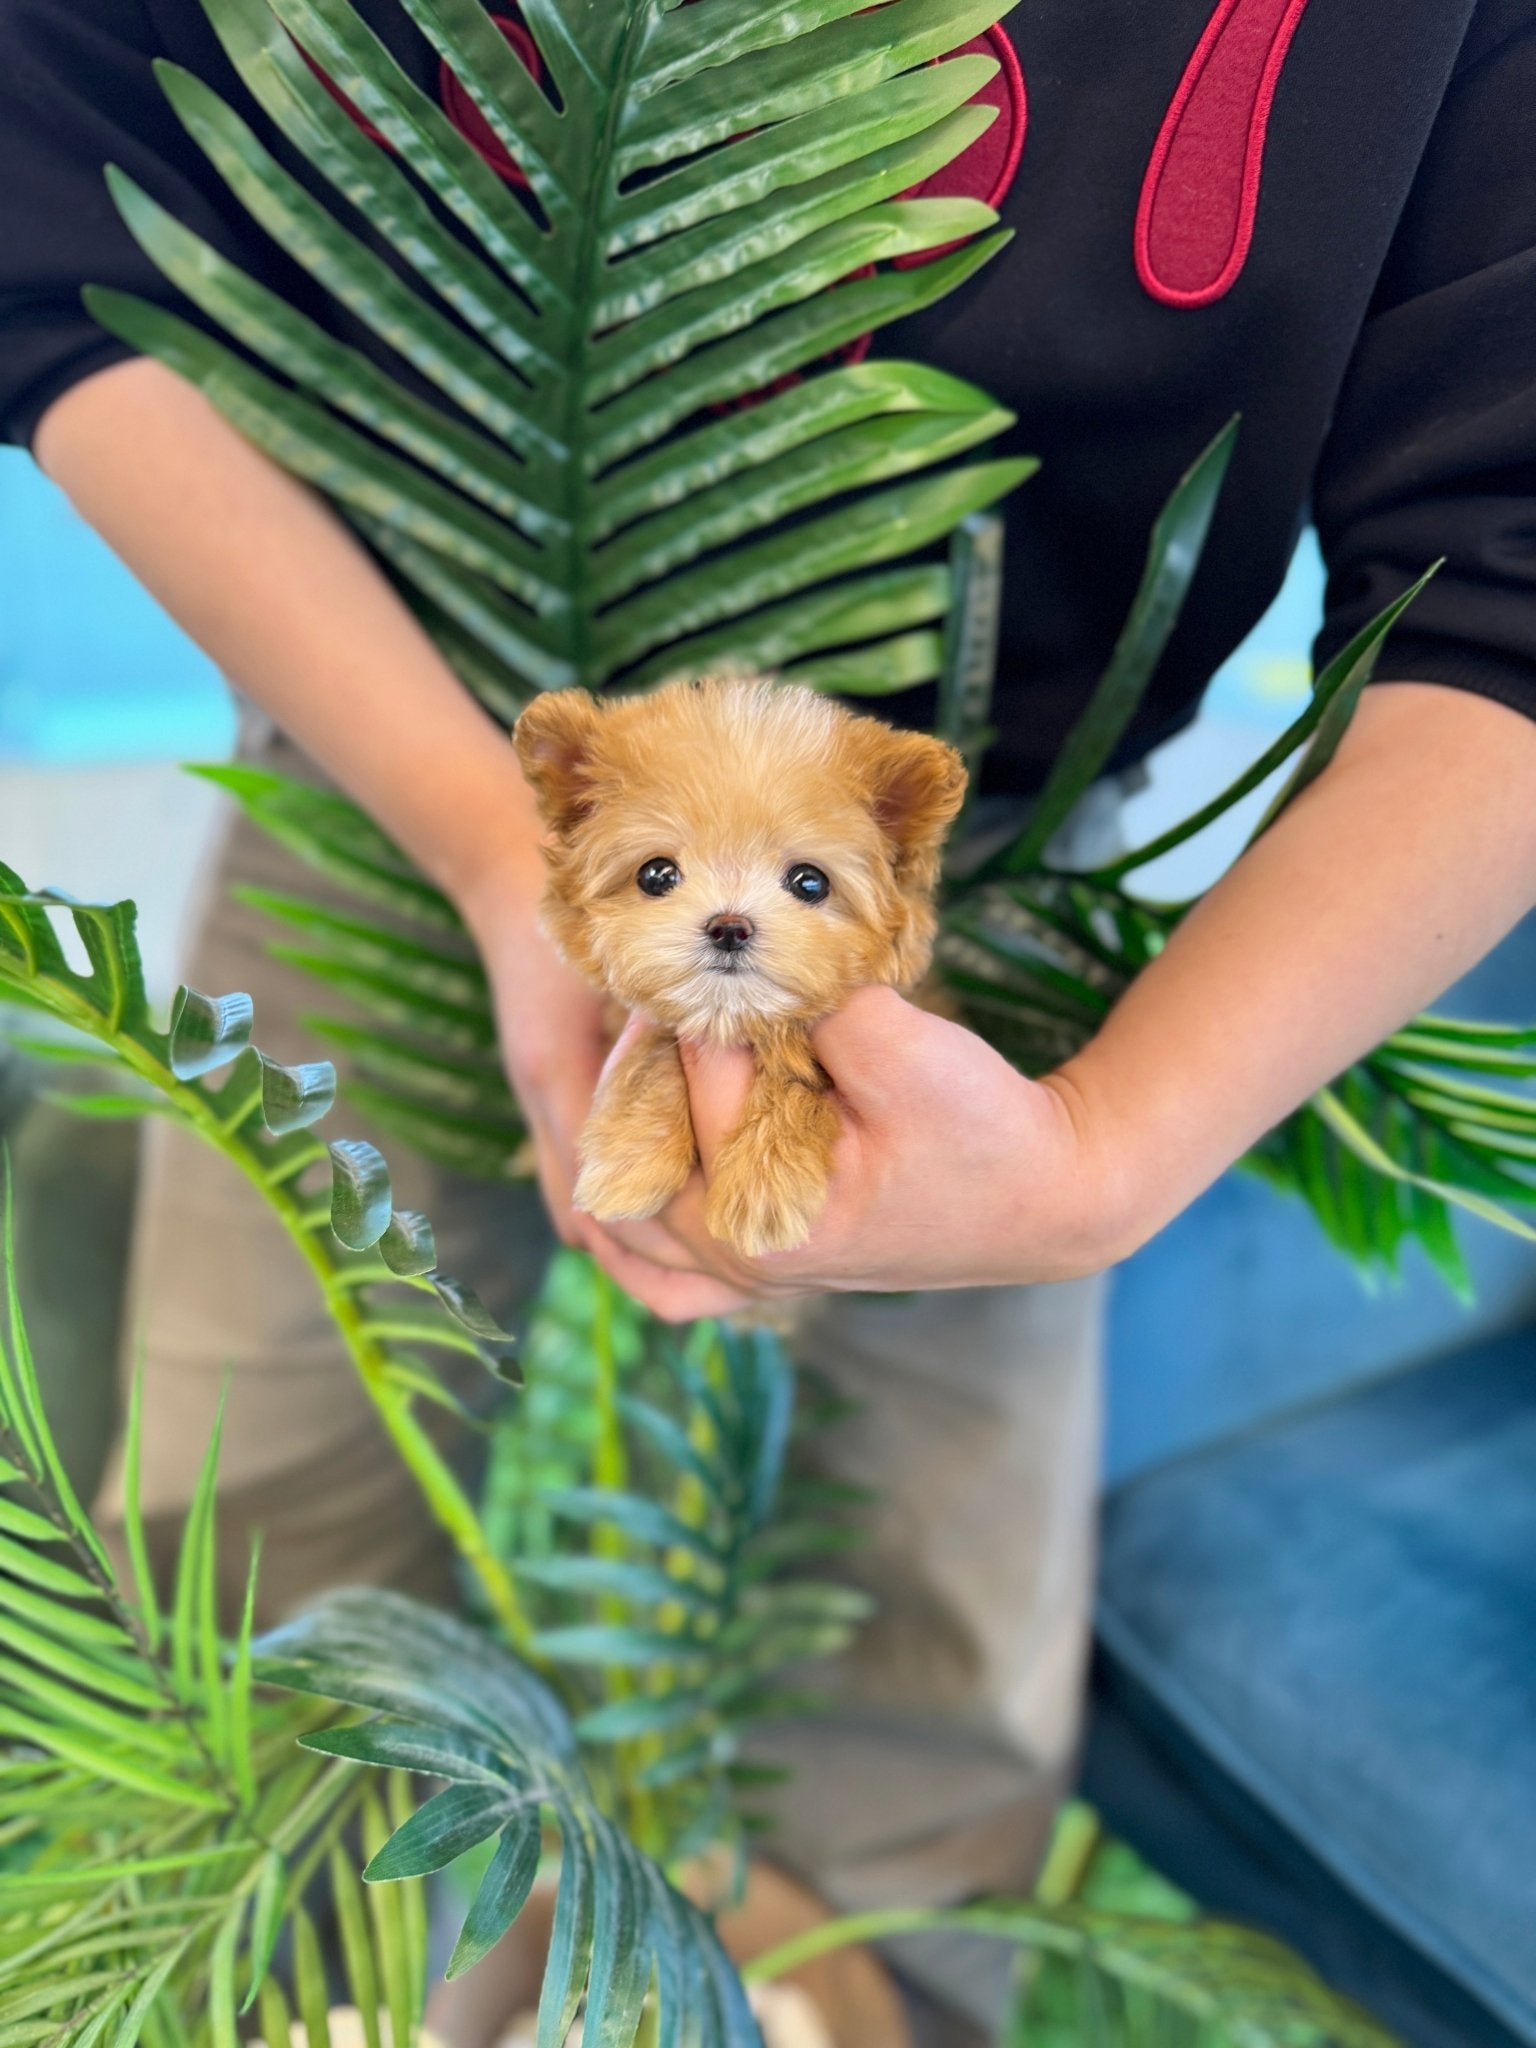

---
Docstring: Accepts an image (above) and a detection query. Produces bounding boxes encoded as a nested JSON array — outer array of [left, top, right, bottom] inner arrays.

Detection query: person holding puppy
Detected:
[[7, 1, 1536, 2039]]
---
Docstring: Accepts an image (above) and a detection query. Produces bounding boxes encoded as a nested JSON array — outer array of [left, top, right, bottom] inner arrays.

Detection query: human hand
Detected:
[[467, 871, 608, 1248], [588, 986, 1139, 1321]]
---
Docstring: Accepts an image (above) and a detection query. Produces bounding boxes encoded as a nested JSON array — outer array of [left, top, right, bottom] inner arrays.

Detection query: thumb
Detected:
[[678, 1038, 756, 1175], [810, 986, 926, 1113]]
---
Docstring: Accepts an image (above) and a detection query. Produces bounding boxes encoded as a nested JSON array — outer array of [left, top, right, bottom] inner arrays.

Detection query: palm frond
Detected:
[[481, 1249, 646, 1569], [540, 1316, 867, 1863], [0, 1182, 418, 2047], [263, 1587, 765, 2047], [744, 1895, 1399, 2048], [477, 1253, 868, 1867], [975, 1899, 1401, 2048], [0, 861, 534, 1644], [988, 1804, 1399, 2047], [935, 508, 1008, 825], [86, 0, 1034, 708], [976, 417, 1238, 881], [0, 1159, 1405, 2047]]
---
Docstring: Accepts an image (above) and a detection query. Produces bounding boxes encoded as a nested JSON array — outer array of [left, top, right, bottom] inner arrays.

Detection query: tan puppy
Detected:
[[513, 676, 966, 1258]]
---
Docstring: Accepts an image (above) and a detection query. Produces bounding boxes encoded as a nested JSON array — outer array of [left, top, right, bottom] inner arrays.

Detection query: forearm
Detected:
[[1059, 681, 1536, 1256], [34, 357, 540, 925]]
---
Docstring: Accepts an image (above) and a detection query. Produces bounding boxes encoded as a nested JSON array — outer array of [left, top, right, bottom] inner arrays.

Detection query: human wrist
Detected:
[[1033, 1055, 1158, 1274], [449, 826, 548, 950], [411, 745, 549, 947]]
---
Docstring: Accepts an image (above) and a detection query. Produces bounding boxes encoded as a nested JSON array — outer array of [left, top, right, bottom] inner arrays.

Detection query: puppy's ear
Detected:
[[859, 726, 968, 894], [513, 689, 603, 835]]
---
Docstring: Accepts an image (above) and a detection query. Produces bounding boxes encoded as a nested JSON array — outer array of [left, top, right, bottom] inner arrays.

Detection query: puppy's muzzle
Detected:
[[705, 913, 754, 955]]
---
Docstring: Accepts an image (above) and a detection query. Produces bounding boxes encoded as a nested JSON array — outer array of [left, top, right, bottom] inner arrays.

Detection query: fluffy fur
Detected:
[[514, 676, 966, 1257]]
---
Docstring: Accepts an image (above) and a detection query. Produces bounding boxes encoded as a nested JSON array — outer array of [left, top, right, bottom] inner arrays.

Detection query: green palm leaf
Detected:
[[0, 861, 535, 1646], [531, 1315, 869, 1857], [86, 0, 1034, 706], [0, 1183, 420, 2047], [0, 868, 512, 1353], [745, 1897, 1398, 2048], [472, 1255, 869, 1866], [979, 418, 1238, 881], [265, 1587, 764, 2046]]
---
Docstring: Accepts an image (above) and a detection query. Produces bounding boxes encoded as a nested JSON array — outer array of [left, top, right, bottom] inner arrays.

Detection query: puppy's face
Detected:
[[514, 678, 966, 1042]]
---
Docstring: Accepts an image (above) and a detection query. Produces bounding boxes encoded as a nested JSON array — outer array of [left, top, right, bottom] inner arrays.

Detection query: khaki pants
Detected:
[[95, 728, 1106, 2033]]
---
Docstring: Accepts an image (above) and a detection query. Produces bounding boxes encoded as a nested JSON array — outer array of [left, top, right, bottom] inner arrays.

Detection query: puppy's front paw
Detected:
[[575, 1132, 694, 1223], [574, 1031, 696, 1222], [705, 1147, 827, 1259]]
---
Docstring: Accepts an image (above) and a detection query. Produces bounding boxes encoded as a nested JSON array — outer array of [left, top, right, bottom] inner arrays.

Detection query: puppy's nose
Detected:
[[705, 912, 754, 954]]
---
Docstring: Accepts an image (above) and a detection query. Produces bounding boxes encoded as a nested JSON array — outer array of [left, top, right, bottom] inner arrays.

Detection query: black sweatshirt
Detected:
[[3, 0, 1535, 795]]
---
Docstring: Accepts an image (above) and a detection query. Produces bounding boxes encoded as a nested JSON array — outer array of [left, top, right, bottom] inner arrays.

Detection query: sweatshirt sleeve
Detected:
[[1312, 3, 1536, 719], [0, 0, 301, 448]]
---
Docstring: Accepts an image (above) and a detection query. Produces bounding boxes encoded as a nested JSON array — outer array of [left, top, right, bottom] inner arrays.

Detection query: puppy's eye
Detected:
[[637, 858, 682, 898], [783, 862, 831, 905]]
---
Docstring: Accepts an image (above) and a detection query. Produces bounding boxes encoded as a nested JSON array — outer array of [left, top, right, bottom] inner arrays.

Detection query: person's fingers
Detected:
[[654, 1174, 752, 1274], [676, 1039, 756, 1175], [576, 1164, 753, 1283], [529, 1023, 755, 1292], [595, 1212, 715, 1275], [536, 1155, 583, 1246], [584, 1229, 758, 1323], [599, 1177, 768, 1290], [519, 1047, 605, 1248]]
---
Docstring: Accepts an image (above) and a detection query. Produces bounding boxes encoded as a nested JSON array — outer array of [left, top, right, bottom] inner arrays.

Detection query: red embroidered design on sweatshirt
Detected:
[[716, 21, 1025, 406], [1136, 0, 1315, 308], [301, 11, 539, 185], [895, 23, 1027, 267], [304, 12, 1026, 392], [436, 13, 540, 188]]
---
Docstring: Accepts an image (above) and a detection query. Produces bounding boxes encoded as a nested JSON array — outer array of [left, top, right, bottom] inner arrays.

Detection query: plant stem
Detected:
[[742, 1909, 963, 1983], [319, 1278, 531, 1650], [591, 1266, 626, 1499], [1033, 1804, 1103, 1908], [589, 1266, 663, 1857], [741, 1906, 1095, 1985]]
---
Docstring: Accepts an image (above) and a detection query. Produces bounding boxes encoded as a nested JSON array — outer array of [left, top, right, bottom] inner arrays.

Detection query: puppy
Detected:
[[513, 676, 966, 1258]]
